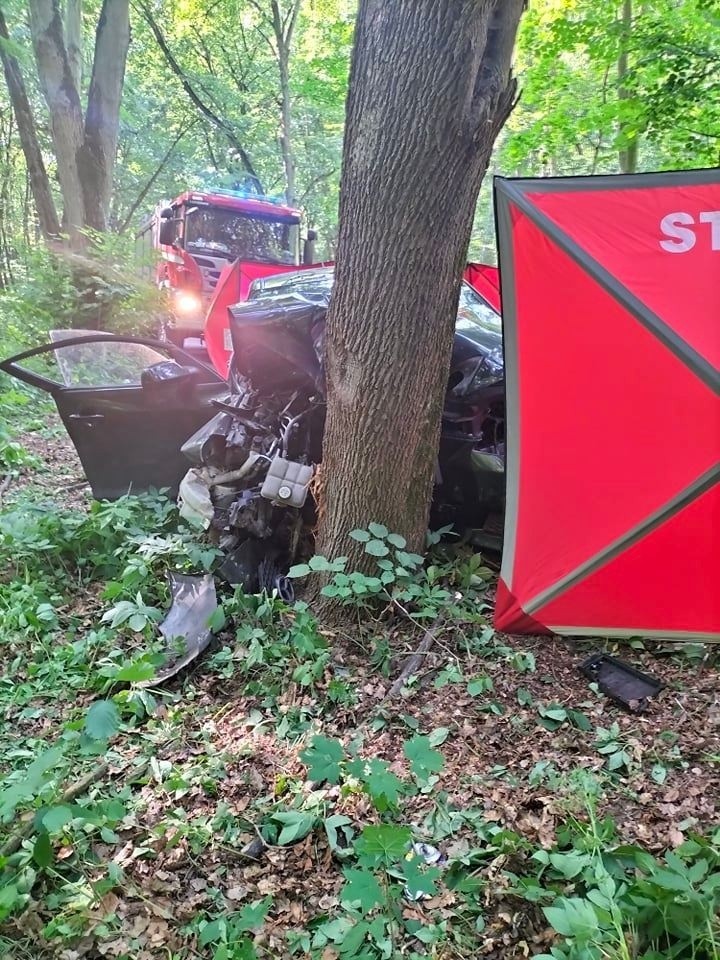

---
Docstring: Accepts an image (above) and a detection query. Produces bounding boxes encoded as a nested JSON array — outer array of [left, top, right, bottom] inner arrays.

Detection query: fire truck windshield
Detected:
[[184, 206, 299, 265]]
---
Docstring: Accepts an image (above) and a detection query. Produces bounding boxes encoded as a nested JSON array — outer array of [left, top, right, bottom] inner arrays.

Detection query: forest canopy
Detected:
[[0, 0, 716, 274]]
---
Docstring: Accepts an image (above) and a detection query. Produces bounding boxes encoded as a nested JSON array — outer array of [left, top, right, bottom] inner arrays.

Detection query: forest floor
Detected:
[[1, 404, 719, 960]]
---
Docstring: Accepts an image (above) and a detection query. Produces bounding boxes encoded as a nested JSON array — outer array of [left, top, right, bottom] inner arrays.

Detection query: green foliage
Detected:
[[403, 735, 444, 784], [84, 701, 121, 741], [269, 811, 317, 846], [301, 729, 446, 809], [210, 596, 330, 721], [302, 735, 345, 784], [196, 898, 272, 960], [0, 239, 160, 353], [342, 867, 384, 911], [290, 524, 492, 623], [0, 429, 40, 476], [524, 816, 720, 960], [595, 722, 634, 773], [505, 0, 719, 174]]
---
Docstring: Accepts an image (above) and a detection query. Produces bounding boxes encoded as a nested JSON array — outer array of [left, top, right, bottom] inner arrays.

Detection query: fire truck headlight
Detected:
[[175, 291, 202, 315]]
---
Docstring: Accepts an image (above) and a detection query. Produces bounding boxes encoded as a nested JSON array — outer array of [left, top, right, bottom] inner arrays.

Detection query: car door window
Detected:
[[49, 330, 167, 387], [0, 333, 227, 500]]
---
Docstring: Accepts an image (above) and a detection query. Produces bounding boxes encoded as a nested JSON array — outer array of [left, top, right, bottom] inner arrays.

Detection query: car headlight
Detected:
[[175, 291, 203, 315]]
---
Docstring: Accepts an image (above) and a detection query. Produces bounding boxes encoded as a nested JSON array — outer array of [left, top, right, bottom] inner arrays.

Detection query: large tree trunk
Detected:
[[28, 0, 130, 236], [0, 7, 60, 238], [65, 0, 83, 94], [28, 0, 85, 233], [78, 0, 130, 231], [316, 0, 523, 571]]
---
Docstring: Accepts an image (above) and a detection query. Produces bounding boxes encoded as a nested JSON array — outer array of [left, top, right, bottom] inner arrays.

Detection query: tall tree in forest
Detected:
[[316, 0, 524, 569], [617, 0, 637, 173], [248, 0, 303, 204], [0, 7, 60, 239], [24, 0, 130, 236]]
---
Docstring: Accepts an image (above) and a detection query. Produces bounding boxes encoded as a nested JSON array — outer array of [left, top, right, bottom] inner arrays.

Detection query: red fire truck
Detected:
[[136, 188, 317, 345]]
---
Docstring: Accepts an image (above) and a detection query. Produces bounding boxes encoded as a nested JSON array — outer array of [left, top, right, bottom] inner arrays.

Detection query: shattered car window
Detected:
[[49, 330, 167, 387]]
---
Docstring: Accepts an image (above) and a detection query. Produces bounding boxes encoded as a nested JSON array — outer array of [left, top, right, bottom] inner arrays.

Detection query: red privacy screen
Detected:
[[494, 169, 720, 641]]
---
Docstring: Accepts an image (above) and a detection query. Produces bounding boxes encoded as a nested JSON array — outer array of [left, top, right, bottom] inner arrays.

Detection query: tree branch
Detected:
[[136, 0, 262, 190], [284, 0, 302, 46], [0, 6, 61, 237], [246, 0, 277, 55], [470, 0, 525, 138], [298, 166, 336, 204], [118, 120, 196, 234]]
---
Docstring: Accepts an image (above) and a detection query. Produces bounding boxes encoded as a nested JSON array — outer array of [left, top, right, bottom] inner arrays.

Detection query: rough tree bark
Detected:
[[65, 0, 82, 94], [316, 0, 524, 572], [27, 0, 130, 236], [78, 0, 130, 230], [28, 0, 86, 231], [0, 7, 60, 238]]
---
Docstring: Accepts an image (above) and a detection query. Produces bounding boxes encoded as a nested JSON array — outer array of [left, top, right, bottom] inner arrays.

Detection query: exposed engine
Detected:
[[178, 287, 506, 592]]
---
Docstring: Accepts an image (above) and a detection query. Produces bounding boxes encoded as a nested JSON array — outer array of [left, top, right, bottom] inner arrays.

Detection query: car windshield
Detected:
[[185, 206, 299, 265], [251, 269, 501, 334]]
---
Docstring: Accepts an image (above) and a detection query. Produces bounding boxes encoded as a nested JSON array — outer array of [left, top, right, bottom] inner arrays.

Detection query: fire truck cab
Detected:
[[138, 189, 308, 346]]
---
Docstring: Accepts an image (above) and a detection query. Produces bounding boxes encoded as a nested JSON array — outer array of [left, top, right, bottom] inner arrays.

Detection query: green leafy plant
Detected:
[[290, 524, 492, 628], [0, 429, 41, 476], [196, 898, 273, 960], [512, 781, 720, 960], [595, 722, 634, 773]]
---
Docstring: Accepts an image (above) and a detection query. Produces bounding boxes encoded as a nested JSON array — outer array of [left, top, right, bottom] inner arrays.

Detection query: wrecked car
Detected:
[[0, 268, 506, 589]]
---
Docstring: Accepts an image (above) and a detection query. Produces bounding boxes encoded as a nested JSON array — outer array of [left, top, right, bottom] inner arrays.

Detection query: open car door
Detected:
[[0, 333, 226, 499]]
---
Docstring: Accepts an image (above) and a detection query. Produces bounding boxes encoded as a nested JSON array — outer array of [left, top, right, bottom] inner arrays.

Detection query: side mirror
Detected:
[[159, 219, 175, 246], [159, 207, 173, 219], [141, 360, 197, 397]]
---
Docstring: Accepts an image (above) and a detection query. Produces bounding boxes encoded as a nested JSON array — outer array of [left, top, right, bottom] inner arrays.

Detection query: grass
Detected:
[[0, 401, 719, 960]]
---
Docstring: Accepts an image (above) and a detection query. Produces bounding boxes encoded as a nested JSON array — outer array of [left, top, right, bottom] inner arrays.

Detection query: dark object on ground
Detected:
[[143, 572, 217, 685], [580, 652, 663, 712]]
